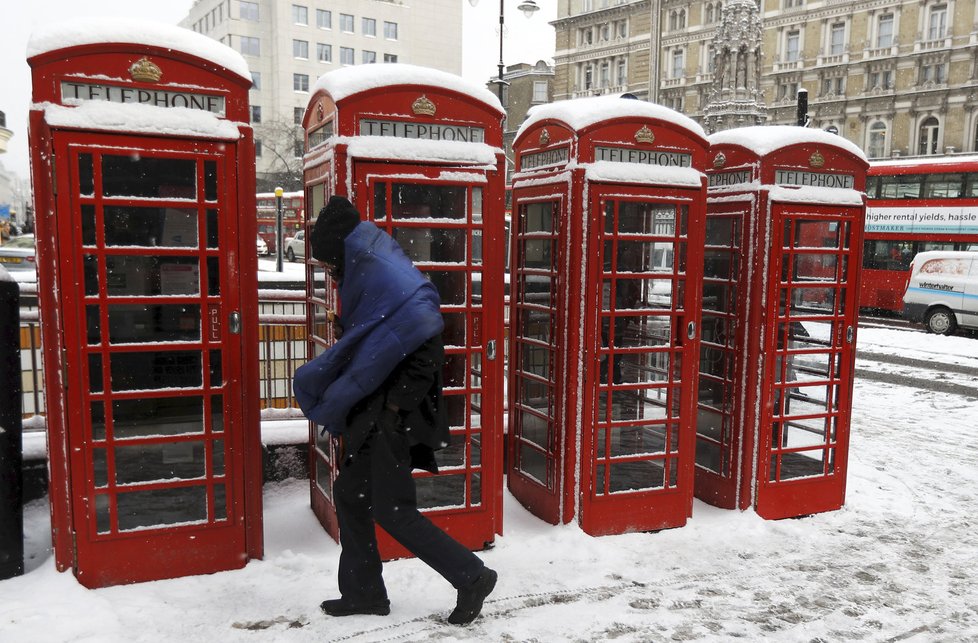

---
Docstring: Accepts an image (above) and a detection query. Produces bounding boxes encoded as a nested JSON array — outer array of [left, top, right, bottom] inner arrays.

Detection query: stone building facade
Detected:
[[552, 0, 978, 159]]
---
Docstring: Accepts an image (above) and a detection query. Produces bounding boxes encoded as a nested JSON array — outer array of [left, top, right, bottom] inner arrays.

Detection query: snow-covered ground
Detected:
[[2, 327, 978, 642]]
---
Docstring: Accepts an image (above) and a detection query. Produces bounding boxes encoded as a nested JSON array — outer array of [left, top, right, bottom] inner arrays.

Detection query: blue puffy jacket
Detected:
[[293, 222, 444, 436]]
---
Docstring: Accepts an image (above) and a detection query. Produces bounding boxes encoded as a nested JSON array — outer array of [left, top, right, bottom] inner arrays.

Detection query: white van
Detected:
[[902, 250, 978, 335]]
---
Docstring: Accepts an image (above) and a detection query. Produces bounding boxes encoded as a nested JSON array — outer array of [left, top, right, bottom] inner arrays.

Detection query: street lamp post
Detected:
[[469, 0, 541, 102], [274, 186, 284, 272]]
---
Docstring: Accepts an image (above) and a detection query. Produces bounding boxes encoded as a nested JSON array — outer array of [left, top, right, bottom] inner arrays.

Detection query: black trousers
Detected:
[[333, 426, 484, 605]]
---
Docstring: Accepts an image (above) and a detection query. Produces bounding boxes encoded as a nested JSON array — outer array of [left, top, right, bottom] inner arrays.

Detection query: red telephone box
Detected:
[[300, 64, 506, 556], [696, 127, 868, 519], [508, 96, 709, 536], [27, 20, 262, 587]]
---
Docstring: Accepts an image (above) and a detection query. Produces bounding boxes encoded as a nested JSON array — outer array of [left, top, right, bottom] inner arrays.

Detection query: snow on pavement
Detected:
[[2, 331, 978, 642]]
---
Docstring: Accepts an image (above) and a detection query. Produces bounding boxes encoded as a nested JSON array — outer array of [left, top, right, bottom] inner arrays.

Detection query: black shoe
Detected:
[[447, 567, 497, 625], [320, 598, 390, 617]]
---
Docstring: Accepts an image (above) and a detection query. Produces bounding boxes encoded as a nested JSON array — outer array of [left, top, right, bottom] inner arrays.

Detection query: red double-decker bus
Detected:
[[861, 155, 978, 312], [256, 191, 304, 254]]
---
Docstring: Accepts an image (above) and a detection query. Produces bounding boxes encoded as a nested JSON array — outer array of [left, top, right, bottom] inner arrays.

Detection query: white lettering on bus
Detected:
[[865, 206, 978, 235]]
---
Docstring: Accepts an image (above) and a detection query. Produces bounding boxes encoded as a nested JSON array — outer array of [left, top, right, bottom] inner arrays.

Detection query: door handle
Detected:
[[487, 339, 497, 361], [845, 325, 854, 344], [229, 311, 241, 335], [687, 321, 696, 340]]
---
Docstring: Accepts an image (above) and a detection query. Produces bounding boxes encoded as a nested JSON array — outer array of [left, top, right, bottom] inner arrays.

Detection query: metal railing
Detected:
[[17, 285, 309, 429]]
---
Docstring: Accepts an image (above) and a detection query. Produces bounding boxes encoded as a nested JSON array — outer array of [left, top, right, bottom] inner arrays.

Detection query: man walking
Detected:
[[293, 196, 497, 626]]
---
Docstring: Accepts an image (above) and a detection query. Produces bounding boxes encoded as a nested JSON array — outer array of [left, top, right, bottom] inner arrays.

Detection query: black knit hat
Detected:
[[310, 196, 361, 268]]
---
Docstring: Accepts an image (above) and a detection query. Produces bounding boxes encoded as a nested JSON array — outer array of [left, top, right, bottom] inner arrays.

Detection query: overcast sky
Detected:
[[0, 1, 556, 181]]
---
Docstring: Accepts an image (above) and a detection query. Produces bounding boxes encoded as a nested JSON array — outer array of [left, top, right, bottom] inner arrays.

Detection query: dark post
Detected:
[[275, 186, 284, 272], [496, 0, 505, 102], [796, 88, 809, 127], [0, 267, 24, 580]]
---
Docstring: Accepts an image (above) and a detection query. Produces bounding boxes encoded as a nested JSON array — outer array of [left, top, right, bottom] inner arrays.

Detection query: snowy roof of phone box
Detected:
[[313, 64, 504, 114], [516, 95, 707, 140], [710, 126, 867, 161], [26, 17, 251, 82]]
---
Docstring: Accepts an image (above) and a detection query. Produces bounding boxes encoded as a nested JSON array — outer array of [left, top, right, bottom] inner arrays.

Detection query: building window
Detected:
[[778, 82, 799, 101], [705, 2, 717, 24], [669, 10, 686, 31], [384, 21, 398, 40], [876, 14, 894, 49], [340, 13, 354, 33], [294, 73, 310, 92], [255, 139, 262, 157], [829, 23, 845, 56], [317, 9, 331, 29], [363, 18, 376, 37], [784, 0, 804, 7], [927, 4, 947, 41], [918, 116, 940, 155], [705, 44, 716, 75], [294, 107, 304, 125], [363, 50, 377, 64], [785, 30, 800, 62], [293, 39, 309, 59], [250, 71, 261, 89], [340, 47, 355, 65], [615, 20, 627, 38], [821, 76, 845, 95], [868, 122, 887, 158], [294, 138, 304, 158], [239, 1, 259, 21], [317, 43, 332, 63], [616, 58, 627, 85], [922, 62, 947, 84], [384, 53, 398, 63], [584, 63, 593, 90], [579, 27, 593, 46], [600, 60, 611, 87], [251, 105, 261, 123], [240, 36, 260, 57], [532, 80, 548, 103], [671, 48, 685, 79], [292, 4, 308, 25], [868, 69, 893, 90]]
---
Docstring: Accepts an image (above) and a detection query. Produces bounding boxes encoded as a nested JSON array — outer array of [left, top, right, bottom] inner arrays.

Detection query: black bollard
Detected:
[[0, 267, 24, 580]]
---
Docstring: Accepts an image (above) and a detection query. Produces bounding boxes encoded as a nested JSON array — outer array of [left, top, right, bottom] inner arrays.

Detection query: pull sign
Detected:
[[486, 340, 497, 361], [229, 311, 242, 335], [207, 304, 221, 341]]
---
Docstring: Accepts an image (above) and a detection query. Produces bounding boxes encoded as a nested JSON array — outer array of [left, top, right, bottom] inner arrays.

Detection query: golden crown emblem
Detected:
[[714, 152, 727, 168], [129, 57, 162, 83], [810, 151, 825, 168], [539, 129, 551, 146], [634, 125, 655, 144], [412, 95, 437, 116], [316, 103, 325, 122]]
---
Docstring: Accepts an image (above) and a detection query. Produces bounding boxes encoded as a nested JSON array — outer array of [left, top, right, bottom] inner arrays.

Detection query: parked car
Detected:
[[284, 230, 305, 262], [0, 234, 36, 271], [256, 235, 269, 256], [902, 250, 978, 335]]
